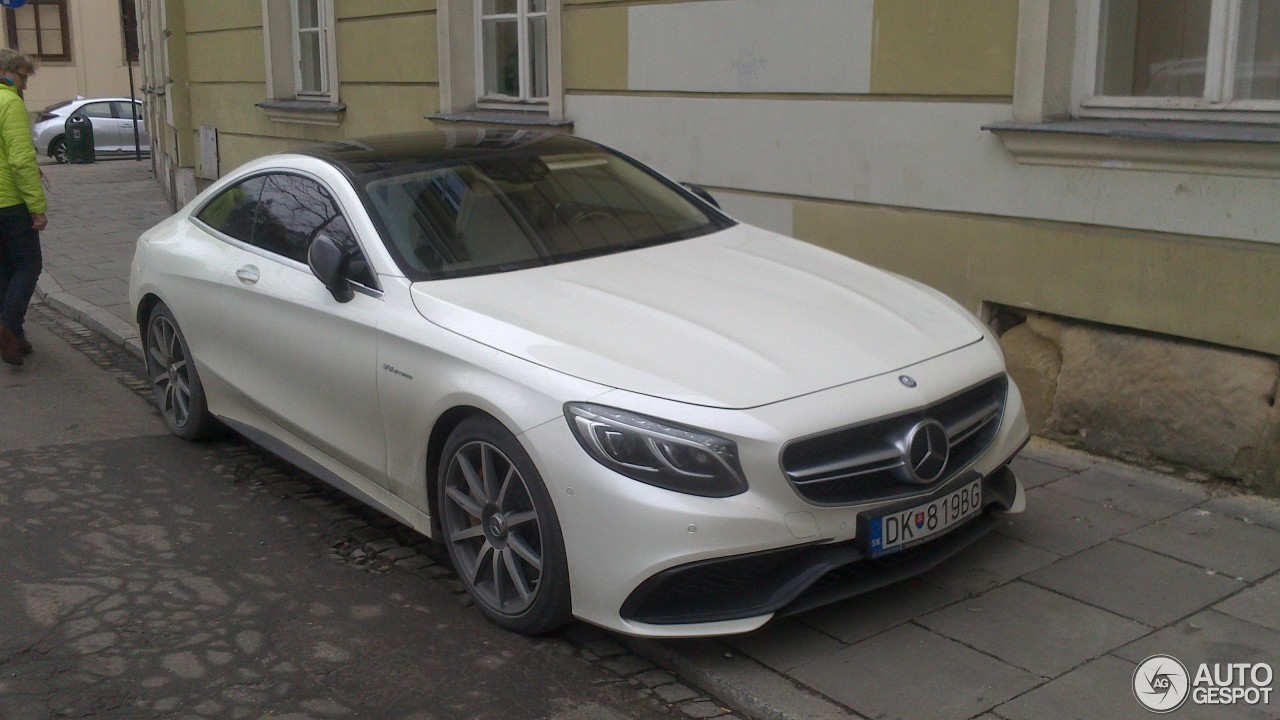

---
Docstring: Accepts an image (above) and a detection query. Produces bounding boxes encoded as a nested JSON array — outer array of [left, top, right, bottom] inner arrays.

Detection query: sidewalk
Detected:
[[36, 158, 171, 359], [30, 159, 1280, 720]]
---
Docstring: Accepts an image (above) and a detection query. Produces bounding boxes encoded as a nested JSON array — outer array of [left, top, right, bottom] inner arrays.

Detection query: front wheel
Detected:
[[145, 303, 218, 440], [438, 416, 571, 634], [50, 137, 67, 164]]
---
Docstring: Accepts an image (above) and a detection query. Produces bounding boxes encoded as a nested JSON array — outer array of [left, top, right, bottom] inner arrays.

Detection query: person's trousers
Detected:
[[0, 204, 43, 338]]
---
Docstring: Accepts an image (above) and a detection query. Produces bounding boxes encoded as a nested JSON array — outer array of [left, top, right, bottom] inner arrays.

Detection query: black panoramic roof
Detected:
[[290, 129, 603, 178]]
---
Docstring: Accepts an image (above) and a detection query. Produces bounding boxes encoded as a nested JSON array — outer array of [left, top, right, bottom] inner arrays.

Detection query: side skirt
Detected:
[[218, 415, 436, 539]]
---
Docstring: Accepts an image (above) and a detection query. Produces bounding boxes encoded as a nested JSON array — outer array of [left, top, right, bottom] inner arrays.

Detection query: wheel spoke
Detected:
[[457, 454, 489, 505], [446, 484, 484, 519], [174, 387, 189, 423], [148, 344, 168, 370], [470, 540, 494, 586], [495, 466, 516, 508], [505, 510, 537, 529], [503, 547, 533, 603], [450, 524, 485, 543], [507, 533, 542, 571], [491, 547, 506, 607]]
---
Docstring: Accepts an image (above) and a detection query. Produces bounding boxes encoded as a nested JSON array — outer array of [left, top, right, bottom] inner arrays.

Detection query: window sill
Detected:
[[983, 119, 1280, 178], [257, 100, 346, 127], [428, 109, 572, 129]]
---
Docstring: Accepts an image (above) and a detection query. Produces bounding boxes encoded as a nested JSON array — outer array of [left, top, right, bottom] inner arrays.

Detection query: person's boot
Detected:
[[0, 327, 24, 366], [16, 334, 32, 356]]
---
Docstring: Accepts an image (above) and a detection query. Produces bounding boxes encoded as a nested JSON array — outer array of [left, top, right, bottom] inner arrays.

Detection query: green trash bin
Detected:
[[64, 115, 95, 164]]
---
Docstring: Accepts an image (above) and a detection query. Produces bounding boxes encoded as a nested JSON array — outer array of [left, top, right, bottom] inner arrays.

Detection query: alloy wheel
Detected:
[[147, 314, 192, 430], [442, 440, 545, 616]]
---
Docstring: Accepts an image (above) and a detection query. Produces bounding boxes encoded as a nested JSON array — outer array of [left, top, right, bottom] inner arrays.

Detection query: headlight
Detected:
[[564, 403, 747, 497]]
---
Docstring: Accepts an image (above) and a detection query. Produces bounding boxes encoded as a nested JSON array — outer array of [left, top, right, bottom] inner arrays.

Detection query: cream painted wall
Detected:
[[565, 94, 1280, 247], [626, 0, 874, 94], [9, 0, 138, 112]]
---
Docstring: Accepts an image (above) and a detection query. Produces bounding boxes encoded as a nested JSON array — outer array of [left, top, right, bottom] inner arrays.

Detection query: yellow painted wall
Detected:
[[793, 200, 1280, 356], [562, 5, 628, 92], [337, 0, 436, 19], [870, 0, 1018, 96], [187, 30, 267, 83], [340, 84, 440, 136], [338, 13, 438, 83], [184, 0, 262, 32]]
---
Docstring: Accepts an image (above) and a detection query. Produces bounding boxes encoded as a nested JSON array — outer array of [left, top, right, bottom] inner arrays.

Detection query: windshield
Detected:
[[358, 146, 732, 280]]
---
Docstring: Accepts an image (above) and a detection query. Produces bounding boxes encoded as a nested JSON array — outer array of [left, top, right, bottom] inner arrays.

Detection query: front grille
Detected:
[[780, 375, 1007, 505]]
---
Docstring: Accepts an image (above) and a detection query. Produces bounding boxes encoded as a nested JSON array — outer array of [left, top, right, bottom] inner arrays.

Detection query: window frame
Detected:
[[1074, 0, 1280, 122], [4, 0, 71, 63], [290, 0, 330, 98], [260, 0, 342, 125], [475, 0, 549, 108], [194, 170, 380, 292]]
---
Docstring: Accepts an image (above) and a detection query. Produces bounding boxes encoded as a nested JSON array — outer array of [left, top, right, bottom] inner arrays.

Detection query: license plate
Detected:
[[867, 480, 982, 558]]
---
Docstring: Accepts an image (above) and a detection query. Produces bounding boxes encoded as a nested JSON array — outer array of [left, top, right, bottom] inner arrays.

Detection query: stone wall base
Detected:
[[996, 310, 1280, 496]]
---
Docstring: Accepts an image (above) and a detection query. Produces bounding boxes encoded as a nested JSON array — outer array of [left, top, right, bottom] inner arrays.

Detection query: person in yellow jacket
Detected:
[[0, 49, 48, 367]]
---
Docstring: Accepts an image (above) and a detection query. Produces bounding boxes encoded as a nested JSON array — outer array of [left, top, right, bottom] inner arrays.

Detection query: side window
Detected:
[[251, 174, 376, 287], [113, 101, 141, 121], [77, 102, 114, 119], [196, 176, 268, 244]]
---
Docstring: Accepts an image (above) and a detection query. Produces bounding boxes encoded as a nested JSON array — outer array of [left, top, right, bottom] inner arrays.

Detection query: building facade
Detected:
[[136, 0, 1280, 493], [2, 0, 141, 116]]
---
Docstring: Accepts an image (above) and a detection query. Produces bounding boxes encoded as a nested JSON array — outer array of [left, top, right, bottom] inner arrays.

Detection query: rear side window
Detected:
[[77, 102, 114, 119], [196, 176, 268, 243], [113, 101, 141, 121]]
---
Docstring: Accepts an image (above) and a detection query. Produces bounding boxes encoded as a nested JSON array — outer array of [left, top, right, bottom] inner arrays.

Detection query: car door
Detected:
[[74, 101, 120, 152], [218, 171, 388, 486], [112, 101, 148, 153]]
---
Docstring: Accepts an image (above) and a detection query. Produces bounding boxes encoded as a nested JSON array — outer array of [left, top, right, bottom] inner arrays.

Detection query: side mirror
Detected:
[[308, 234, 354, 303], [681, 182, 720, 210]]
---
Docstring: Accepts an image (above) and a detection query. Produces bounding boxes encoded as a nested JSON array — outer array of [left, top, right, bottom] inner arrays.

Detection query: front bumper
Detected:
[[620, 463, 1019, 625]]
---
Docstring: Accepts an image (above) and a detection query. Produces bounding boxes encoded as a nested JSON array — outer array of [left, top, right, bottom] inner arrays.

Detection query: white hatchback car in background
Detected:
[[128, 130, 1029, 638], [33, 97, 150, 163]]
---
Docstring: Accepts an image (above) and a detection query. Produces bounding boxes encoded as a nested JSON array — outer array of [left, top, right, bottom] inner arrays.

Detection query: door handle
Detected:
[[235, 266, 260, 284]]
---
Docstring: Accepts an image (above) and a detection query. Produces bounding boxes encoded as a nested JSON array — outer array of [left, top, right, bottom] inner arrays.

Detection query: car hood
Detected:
[[410, 225, 984, 408]]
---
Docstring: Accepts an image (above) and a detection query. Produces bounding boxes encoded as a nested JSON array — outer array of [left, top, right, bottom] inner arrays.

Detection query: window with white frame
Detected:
[[260, 0, 341, 125], [292, 0, 329, 96], [1078, 0, 1280, 118], [477, 0, 549, 105]]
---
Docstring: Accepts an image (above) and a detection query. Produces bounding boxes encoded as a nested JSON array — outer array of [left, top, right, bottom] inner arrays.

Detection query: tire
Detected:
[[438, 415, 572, 634], [144, 303, 218, 440], [50, 137, 67, 164]]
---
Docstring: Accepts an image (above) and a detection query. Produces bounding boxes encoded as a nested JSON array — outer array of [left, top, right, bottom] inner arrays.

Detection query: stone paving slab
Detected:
[[788, 623, 1041, 720], [1213, 575, 1280, 633], [917, 581, 1150, 677], [1047, 463, 1211, 520], [1121, 508, 1280, 581], [996, 654, 1153, 720], [1024, 540, 1245, 626], [996, 485, 1149, 556]]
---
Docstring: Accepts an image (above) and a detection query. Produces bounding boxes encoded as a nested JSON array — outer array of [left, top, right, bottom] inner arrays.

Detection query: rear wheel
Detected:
[[145, 303, 218, 440], [50, 137, 67, 164], [438, 416, 571, 634]]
